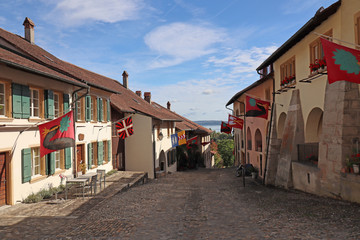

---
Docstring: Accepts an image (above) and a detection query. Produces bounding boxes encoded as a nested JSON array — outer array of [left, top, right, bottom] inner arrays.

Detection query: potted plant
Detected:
[[79, 160, 86, 174]]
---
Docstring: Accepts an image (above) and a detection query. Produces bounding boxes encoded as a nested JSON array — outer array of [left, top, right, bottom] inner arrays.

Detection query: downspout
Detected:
[[257, 69, 275, 185], [71, 87, 89, 177], [152, 123, 157, 179]]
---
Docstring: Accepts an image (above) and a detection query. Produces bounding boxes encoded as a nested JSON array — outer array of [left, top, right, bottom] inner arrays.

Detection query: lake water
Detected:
[[201, 124, 220, 133]]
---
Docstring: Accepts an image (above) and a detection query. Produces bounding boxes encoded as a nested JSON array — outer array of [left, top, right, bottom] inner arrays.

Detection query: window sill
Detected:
[[308, 67, 327, 77], [30, 175, 47, 184], [28, 117, 43, 123], [0, 117, 14, 122]]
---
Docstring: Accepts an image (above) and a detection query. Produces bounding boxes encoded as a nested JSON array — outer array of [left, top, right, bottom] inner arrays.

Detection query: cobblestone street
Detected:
[[1, 168, 360, 239]]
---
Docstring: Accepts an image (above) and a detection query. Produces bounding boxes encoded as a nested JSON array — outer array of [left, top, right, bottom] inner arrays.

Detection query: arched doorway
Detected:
[[159, 150, 166, 171], [305, 108, 323, 143], [278, 112, 287, 139], [255, 129, 262, 152]]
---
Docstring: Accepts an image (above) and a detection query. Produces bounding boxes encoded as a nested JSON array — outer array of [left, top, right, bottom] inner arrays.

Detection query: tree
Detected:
[[217, 139, 234, 167]]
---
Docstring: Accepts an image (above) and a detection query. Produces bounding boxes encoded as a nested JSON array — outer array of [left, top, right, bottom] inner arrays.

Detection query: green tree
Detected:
[[217, 139, 234, 167]]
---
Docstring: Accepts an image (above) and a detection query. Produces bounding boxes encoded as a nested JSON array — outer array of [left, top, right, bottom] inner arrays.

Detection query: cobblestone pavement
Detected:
[[1, 168, 360, 239]]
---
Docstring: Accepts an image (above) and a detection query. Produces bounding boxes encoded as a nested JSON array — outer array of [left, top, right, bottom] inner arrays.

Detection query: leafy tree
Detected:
[[217, 139, 234, 167]]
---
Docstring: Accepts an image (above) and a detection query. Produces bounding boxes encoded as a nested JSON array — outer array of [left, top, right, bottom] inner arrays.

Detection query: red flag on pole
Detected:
[[38, 111, 75, 157], [321, 38, 360, 84], [245, 96, 270, 119], [220, 121, 232, 134], [228, 114, 243, 129], [116, 116, 134, 139]]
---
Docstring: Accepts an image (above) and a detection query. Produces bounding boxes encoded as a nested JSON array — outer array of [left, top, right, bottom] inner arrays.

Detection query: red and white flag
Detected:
[[228, 114, 244, 129], [116, 116, 134, 139]]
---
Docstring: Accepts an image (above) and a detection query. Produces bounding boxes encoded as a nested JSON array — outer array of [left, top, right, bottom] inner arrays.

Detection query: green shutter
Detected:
[[22, 148, 31, 183], [85, 95, 91, 122], [74, 93, 78, 122], [21, 85, 30, 118], [44, 90, 54, 119], [107, 99, 110, 122], [107, 140, 111, 162], [65, 147, 71, 169], [87, 143, 93, 169], [47, 152, 55, 175], [63, 94, 70, 113], [97, 97, 103, 122], [12, 83, 22, 119], [100, 98, 103, 121], [97, 141, 103, 165]]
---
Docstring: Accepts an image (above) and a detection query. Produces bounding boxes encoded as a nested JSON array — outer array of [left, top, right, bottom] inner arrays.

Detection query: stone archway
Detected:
[[305, 107, 323, 143], [159, 150, 166, 171]]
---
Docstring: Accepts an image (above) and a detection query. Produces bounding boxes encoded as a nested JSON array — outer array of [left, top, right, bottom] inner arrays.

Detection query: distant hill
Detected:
[[194, 120, 222, 126]]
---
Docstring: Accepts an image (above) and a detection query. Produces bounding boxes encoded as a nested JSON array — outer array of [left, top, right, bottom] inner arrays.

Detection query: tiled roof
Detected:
[[0, 47, 87, 88], [150, 102, 182, 122]]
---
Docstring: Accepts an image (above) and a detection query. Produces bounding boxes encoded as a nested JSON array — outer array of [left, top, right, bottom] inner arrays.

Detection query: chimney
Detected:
[[144, 92, 151, 103], [136, 91, 142, 97], [122, 71, 129, 89], [23, 17, 35, 44], [167, 101, 171, 110]]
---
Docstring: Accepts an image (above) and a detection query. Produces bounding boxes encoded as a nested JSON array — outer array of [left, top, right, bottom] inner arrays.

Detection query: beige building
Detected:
[[0, 18, 114, 205], [257, 0, 360, 203]]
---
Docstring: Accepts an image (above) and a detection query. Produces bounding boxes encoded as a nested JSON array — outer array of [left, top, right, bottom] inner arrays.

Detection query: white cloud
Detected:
[[51, 0, 144, 26], [202, 89, 214, 95], [206, 45, 278, 78], [144, 22, 227, 69]]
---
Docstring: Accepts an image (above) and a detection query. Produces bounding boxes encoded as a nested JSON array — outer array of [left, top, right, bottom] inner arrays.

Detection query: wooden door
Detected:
[[76, 145, 84, 173], [0, 153, 6, 206]]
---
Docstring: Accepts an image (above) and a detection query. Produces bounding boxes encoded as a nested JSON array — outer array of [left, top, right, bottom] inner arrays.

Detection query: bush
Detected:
[[105, 169, 117, 177], [23, 192, 43, 203], [22, 185, 65, 203]]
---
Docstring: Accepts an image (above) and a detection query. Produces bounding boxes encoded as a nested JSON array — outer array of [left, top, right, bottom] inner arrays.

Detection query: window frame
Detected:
[[0, 80, 10, 117], [53, 92, 63, 118], [309, 30, 332, 74], [31, 147, 41, 177], [30, 88, 40, 118], [280, 56, 296, 88], [76, 97, 85, 122]]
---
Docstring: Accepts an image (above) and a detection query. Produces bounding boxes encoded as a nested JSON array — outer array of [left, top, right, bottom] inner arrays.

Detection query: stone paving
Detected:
[[1, 168, 360, 239]]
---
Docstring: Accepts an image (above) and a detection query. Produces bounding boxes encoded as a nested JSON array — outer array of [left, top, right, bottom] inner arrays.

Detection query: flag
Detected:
[[220, 121, 232, 134], [171, 133, 179, 147], [245, 96, 270, 119], [187, 136, 198, 145], [116, 116, 134, 139], [39, 111, 75, 157], [228, 114, 244, 129], [321, 38, 360, 84], [178, 130, 186, 145]]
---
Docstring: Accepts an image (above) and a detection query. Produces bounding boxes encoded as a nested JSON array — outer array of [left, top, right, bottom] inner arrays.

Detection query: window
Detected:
[[102, 98, 107, 122], [91, 96, 97, 121], [30, 88, 40, 118], [54, 93, 60, 118], [31, 147, 41, 177], [280, 57, 296, 88], [309, 30, 332, 73], [76, 97, 85, 121], [54, 150, 61, 169], [0, 82, 5, 116], [355, 12, 360, 47], [88, 142, 98, 168]]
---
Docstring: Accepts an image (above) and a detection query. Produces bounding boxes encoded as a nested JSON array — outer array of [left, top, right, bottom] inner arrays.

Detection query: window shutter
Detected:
[[96, 97, 100, 122], [44, 90, 54, 119], [63, 94, 70, 113], [21, 85, 30, 118], [97, 98, 103, 122], [64, 147, 71, 169], [85, 95, 91, 122], [12, 83, 22, 119], [22, 148, 31, 183], [87, 143, 93, 169], [47, 152, 55, 175], [107, 99, 110, 122], [97, 141, 103, 165], [74, 93, 78, 122], [107, 140, 111, 162]]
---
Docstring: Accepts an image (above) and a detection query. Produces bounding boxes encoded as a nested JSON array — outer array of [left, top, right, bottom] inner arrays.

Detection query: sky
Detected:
[[0, 0, 338, 121]]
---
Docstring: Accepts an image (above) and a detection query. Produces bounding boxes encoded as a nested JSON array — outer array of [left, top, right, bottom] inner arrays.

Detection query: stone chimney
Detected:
[[144, 92, 151, 103], [167, 101, 171, 110], [136, 91, 142, 97], [122, 71, 129, 89], [23, 17, 35, 44]]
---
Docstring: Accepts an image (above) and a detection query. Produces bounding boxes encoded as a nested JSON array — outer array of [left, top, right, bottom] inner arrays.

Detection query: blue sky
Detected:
[[0, 0, 337, 121]]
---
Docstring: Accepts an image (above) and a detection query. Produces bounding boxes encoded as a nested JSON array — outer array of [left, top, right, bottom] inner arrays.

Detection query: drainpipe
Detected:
[[71, 87, 89, 178], [152, 123, 157, 179], [256, 69, 275, 185]]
